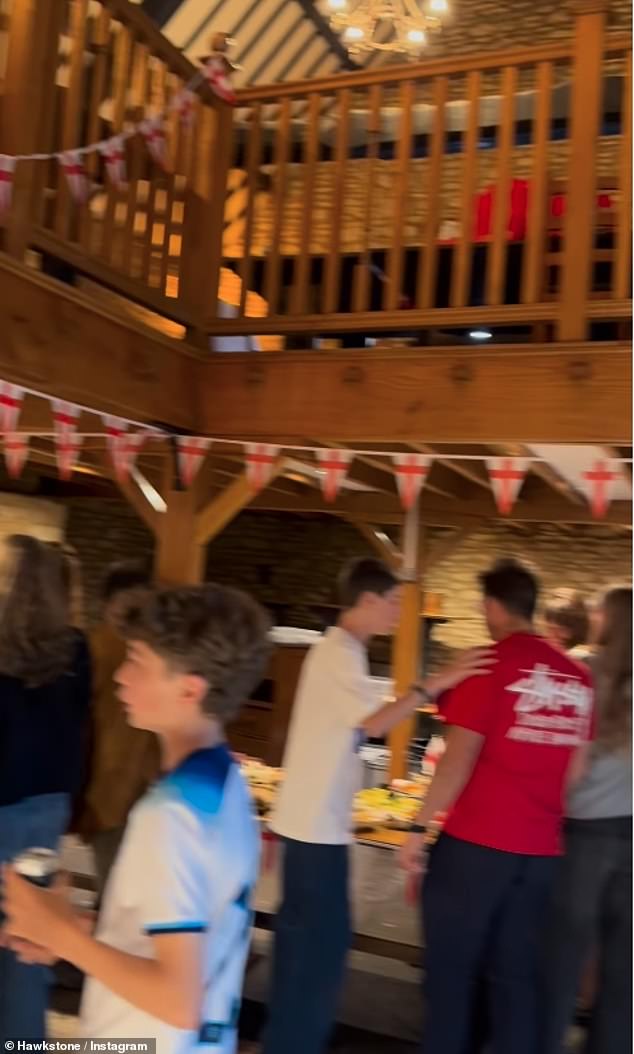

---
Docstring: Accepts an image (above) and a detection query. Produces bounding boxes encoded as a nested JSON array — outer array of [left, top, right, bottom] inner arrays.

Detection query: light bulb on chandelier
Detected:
[[344, 25, 365, 40], [327, 0, 347, 10], [407, 28, 427, 44], [429, 0, 449, 11]]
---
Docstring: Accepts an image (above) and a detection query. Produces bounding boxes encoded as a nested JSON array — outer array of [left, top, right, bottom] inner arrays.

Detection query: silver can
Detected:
[[13, 848, 58, 888]]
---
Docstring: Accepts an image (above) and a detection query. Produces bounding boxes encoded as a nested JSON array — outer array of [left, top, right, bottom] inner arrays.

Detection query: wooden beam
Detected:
[[196, 344, 632, 444], [195, 461, 285, 544], [92, 451, 162, 535], [389, 506, 423, 780], [493, 442, 585, 506], [0, 256, 197, 428], [414, 443, 491, 491], [345, 519, 401, 570]]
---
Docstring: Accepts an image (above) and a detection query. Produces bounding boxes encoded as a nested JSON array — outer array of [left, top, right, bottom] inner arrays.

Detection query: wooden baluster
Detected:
[[55, 0, 90, 242], [385, 79, 415, 311], [264, 98, 291, 317], [159, 74, 184, 296], [417, 75, 447, 310], [322, 88, 351, 315], [486, 65, 517, 305], [614, 50, 631, 300], [142, 60, 167, 287], [521, 61, 552, 304], [291, 92, 321, 316], [101, 20, 132, 265], [123, 39, 150, 278], [450, 70, 481, 308], [352, 84, 382, 313], [80, 5, 112, 253], [558, 1, 606, 340], [239, 103, 263, 318], [1, 0, 65, 256]]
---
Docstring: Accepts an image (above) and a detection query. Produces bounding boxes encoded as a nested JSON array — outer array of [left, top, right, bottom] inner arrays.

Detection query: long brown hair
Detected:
[[594, 586, 632, 753], [0, 534, 76, 686]]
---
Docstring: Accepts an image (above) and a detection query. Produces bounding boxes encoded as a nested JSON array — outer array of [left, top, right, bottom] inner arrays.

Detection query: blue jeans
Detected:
[[0, 793, 70, 1041], [422, 834, 557, 1054]]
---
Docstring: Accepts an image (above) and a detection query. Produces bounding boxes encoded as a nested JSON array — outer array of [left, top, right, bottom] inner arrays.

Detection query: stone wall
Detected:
[[0, 493, 66, 545]]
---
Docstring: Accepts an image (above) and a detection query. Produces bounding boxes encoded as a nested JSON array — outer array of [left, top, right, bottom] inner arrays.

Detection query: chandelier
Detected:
[[327, 0, 449, 57]]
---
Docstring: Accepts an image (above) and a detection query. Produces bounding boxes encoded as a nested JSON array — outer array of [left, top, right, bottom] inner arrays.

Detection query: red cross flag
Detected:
[[56, 433, 82, 481], [486, 457, 528, 515], [59, 151, 89, 204], [177, 436, 212, 488], [173, 88, 197, 129], [99, 136, 127, 190], [111, 431, 147, 482], [203, 57, 237, 106], [102, 415, 128, 482], [581, 459, 621, 518], [0, 382, 24, 434], [140, 118, 167, 168], [245, 443, 280, 491], [393, 453, 431, 509], [4, 432, 28, 479], [0, 156, 16, 219], [316, 449, 353, 503]]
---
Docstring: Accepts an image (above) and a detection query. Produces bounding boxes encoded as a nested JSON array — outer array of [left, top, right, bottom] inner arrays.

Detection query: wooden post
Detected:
[[155, 488, 206, 585], [557, 1, 607, 340], [0, 0, 64, 258], [389, 502, 423, 781]]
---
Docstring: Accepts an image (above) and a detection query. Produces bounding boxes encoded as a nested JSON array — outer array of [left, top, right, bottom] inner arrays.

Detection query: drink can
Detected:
[[13, 848, 58, 888]]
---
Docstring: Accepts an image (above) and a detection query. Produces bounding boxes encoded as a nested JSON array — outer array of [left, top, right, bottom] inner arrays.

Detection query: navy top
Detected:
[[0, 631, 92, 806]]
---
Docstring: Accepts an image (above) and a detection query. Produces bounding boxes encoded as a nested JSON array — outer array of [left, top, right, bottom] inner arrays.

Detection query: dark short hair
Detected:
[[102, 561, 152, 603], [544, 589, 589, 649], [338, 558, 400, 610], [119, 584, 271, 723], [479, 558, 538, 621]]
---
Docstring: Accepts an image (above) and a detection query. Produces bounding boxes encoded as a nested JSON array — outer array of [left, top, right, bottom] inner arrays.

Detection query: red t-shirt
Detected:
[[442, 633, 594, 856]]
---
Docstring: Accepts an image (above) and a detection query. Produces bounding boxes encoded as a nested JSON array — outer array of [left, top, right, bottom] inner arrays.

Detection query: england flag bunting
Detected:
[[111, 431, 147, 482], [0, 156, 16, 219], [245, 444, 280, 491], [172, 89, 197, 129], [393, 453, 431, 510], [52, 399, 81, 480], [203, 57, 237, 106], [580, 459, 622, 519], [485, 457, 528, 515], [59, 151, 89, 204], [4, 433, 28, 479], [139, 118, 167, 168], [177, 436, 212, 488], [99, 136, 127, 190], [102, 415, 129, 482], [0, 382, 23, 434], [316, 449, 353, 503]]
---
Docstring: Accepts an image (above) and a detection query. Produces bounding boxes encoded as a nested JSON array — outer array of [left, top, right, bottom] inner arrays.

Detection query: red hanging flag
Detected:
[[172, 88, 197, 129], [4, 432, 28, 479], [245, 443, 280, 491], [52, 399, 81, 480], [581, 459, 621, 518], [99, 136, 127, 190], [59, 151, 89, 204], [0, 156, 16, 220], [316, 449, 353, 503], [393, 453, 431, 510], [139, 117, 167, 168], [203, 57, 237, 106], [111, 431, 146, 483], [486, 457, 528, 515], [0, 382, 24, 434], [102, 415, 128, 482], [177, 436, 212, 488]]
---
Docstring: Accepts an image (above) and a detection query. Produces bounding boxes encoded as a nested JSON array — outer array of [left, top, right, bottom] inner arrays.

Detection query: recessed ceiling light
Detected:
[[469, 329, 492, 341]]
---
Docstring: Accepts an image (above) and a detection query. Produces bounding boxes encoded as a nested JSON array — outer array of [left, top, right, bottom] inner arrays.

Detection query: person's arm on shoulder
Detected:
[[361, 647, 495, 740]]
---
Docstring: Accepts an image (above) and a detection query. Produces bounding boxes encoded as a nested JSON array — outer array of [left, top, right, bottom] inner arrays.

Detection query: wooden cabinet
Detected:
[[227, 643, 310, 766]]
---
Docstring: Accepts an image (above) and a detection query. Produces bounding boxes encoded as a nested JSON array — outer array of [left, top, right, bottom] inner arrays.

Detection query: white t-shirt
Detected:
[[271, 627, 375, 845], [81, 746, 259, 1054]]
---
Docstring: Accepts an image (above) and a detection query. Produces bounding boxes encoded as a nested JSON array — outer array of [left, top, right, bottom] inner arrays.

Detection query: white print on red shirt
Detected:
[[506, 664, 592, 747]]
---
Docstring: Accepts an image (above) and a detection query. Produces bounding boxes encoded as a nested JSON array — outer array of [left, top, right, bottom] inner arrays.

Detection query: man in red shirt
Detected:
[[401, 559, 593, 1054]]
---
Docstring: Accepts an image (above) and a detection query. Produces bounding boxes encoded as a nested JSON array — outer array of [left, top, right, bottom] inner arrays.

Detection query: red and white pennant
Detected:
[[393, 453, 431, 509], [4, 433, 29, 480], [51, 399, 81, 480], [99, 136, 127, 190], [177, 436, 212, 488], [139, 118, 167, 168], [59, 151, 89, 204], [0, 382, 23, 434], [486, 457, 528, 515], [203, 57, 237, 106], [316, 449, 353, 503], [245, 444, 280, 492], [580, 459, 622, 519], [172, 89, 197, 129], [0, 156, 16, 219]]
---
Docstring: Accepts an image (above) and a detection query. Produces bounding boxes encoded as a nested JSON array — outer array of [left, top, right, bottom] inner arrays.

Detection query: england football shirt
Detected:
[[81, 745, 259, 1053]]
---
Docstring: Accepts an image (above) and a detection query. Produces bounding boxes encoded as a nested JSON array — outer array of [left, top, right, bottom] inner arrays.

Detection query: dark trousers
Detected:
[[421, 833, 557, 1054], [263, 838, 350, 1054], [542, 817, 633, 1054]]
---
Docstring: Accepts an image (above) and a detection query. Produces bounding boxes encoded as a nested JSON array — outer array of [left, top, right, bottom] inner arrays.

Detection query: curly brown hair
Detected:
[[119, 584, 272, 723], [594, 586, 632, 753], [0, 534, 76, 686], [544, 588, 589, 650]]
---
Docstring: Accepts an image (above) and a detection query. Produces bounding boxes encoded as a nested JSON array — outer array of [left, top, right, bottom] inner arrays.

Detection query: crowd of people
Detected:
[[0, 534, 630, 1054]]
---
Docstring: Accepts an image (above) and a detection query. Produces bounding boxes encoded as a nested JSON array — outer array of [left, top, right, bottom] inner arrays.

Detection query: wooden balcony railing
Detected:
[[0, 0, 631, 348]]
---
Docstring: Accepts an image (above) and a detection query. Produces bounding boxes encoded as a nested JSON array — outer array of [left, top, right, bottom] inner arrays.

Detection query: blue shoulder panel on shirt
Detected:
[[160, 745, 234, 819]]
